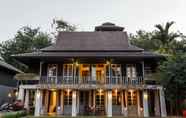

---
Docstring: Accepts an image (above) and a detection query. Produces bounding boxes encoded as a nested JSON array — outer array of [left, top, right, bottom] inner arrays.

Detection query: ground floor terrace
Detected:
[[17, 85, 167, 117]]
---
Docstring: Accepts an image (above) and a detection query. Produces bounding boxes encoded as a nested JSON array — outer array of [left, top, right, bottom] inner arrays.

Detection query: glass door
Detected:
[[127, 90, 138, 117]]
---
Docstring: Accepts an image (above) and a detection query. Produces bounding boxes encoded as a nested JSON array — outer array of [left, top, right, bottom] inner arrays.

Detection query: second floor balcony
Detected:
[[39, 76, 144, 86]]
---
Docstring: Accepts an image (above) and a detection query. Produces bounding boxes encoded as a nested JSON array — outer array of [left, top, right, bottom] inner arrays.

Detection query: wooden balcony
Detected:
[[38, 76, 144, 89]]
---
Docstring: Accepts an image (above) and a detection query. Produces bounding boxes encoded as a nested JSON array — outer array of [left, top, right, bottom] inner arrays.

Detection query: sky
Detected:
[[0, 0, 185, 42]]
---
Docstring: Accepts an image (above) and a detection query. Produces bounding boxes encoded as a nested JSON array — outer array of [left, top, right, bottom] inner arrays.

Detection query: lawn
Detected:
[[24, 116, 183, 118]]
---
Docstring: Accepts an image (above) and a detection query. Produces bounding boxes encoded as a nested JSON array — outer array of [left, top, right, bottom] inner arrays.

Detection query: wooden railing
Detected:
[[39, 76, 143, 85]]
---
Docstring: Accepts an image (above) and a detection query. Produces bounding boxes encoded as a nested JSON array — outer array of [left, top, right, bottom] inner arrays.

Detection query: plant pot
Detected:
[[183, 109, 186, 117]]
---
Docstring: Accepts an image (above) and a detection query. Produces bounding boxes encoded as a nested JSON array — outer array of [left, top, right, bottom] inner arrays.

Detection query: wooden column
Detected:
[[44, 90, 49, 114], [60, 90, 64, 115], [137, 90, 142, 117], [154, 90, 160, 116]]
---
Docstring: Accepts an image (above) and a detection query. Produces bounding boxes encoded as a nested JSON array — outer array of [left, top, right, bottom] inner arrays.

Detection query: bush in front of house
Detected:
[[1, 110, 26, 118]]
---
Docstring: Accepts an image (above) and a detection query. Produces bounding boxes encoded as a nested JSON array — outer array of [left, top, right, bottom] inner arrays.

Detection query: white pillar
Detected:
[[24, 90, 29, 110], [159, 87, 167, 117], [18, 87, 24, 101], [34, 90, 43, 116], [154, 90, 160, 116], [107, 90, 112, 117], [72, 90, 77, 117], [124, 90, 128, 117], [143, 90, 149, 117], [121, 90, 124, 115], [77, 91, 79, 114]]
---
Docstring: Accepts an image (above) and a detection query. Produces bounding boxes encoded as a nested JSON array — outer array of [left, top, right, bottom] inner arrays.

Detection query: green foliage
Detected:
[[1, 111, 26, 118], [129, 30, 161, 51], [130, 21, 186, 56], [159, 54, 186, 110], [0, 26, 52, 70], [52, 18, 76, 32], [153, 21, 180, 54]]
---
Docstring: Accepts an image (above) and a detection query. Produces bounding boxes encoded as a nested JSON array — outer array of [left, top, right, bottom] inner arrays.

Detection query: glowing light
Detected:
[[15, 91, 18, 96], [8, 93, 11, 97], [67, 89, 71, 96], [129, 89, 133, 93], [101, 70, 104, 74], [115, 89, 118, 93], [50, 89, 56, 91], [108, 92, 112, 99], [106, 60, 110, 65], [75, 61, 79, 66], [144, 93, 148, 99], [37, 91, 40, 98], [72, 91, 76, 98], [140, 107, 143, 111], [99, 89, 103, 93]]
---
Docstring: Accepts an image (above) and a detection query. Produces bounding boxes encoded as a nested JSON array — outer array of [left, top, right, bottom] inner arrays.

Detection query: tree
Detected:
[[0, 26, 52, 70], [52, 18, 76, 32], [159, 54, 186, 115], [129, 30, 161, 51], [153, 21, 180, 54]]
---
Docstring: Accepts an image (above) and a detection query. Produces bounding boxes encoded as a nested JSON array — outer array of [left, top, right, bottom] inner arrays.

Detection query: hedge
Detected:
[[0, 111, 26, 118]]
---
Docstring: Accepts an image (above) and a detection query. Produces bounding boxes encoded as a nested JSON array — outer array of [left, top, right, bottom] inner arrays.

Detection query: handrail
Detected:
[[40, 76, 144, 85]]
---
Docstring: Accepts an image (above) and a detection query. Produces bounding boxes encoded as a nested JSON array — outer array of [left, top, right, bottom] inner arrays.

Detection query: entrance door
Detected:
[[95, 89, 105, 115], [79, 91, 89, 115], [127, 90, 138, 116]]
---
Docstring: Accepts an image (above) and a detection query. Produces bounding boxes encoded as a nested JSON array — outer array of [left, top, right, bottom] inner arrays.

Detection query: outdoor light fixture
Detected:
[[37, 91, 40, 98], [106, 60, 110, 65], [67, 89, 71, 96], [72, 91, 76, 98], [108, 92, 112, 99], [144, 93, 148, 99], [115, 89, 118, 94], [75, 61, 79, 66], [99, 89, 103, 93], [15, 91, 18, 97], [8, 93, 11, 98]]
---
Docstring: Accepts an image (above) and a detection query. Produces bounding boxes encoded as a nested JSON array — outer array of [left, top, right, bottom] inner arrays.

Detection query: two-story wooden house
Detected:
[[13, 22, 167, 117]]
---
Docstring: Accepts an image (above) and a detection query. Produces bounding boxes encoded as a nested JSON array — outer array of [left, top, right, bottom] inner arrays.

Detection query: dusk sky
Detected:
[[0, 0, 185, 42]]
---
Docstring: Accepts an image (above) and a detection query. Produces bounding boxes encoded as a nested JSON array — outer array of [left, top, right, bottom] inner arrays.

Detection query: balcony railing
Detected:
[[39, 76, 143, 85]]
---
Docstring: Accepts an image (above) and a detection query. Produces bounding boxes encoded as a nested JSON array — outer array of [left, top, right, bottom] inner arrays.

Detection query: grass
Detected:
[[24, 116, 183, 118]]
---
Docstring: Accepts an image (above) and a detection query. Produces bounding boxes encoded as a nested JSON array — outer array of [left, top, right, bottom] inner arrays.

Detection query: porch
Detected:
[[18, 85, 167, 117]]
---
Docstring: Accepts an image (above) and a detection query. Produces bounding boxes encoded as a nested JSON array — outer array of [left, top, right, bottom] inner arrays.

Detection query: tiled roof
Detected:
[[12, 23, 164, 63], [41, 31, 143, 52]]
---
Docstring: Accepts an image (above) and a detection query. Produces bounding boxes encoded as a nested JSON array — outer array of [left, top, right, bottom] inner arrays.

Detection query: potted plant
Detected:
[[181, 101, 186, 117]]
